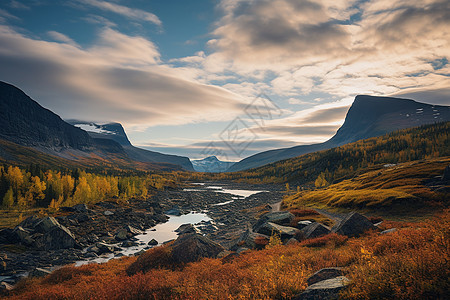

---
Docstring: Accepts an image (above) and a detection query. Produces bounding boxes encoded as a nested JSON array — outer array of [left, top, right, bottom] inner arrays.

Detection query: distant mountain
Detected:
[[67, 120, 194, 171], [191, 156, 235, 172], [228, 95, 450, 171], [67, 121, 132, 146], [0, 81, 193, 171]]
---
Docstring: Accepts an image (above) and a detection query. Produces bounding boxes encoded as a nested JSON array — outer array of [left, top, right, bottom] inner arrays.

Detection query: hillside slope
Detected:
[[229, 95, 450, 171], [67, 120, 194, 171]]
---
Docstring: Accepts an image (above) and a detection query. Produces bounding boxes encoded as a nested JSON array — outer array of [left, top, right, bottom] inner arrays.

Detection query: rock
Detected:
[[34, 217, 59, 233], [230, 229, 270, 250], [297, 220, 313, 230], [104, 210, 114, 216], [125, 225, 142, 235], [12, 226, 34, 245], [285, 238, 298, 245], [72, 203, 88, 213], [76, 213, 92, 223], [18, 215, 40, 229], [380, 228, 397, 235], [95, 242, 115, 254], [253, 211, 295, 232], [121, 241, 138, 247], [175, 224, 199, 235], [302, 223, 331, 239], [165, 208, 182, 216], [171, 233, 225, 264], [331, 212, 375, 237], [217, 250, 232, 258], [0, 282, 13, 291], [293, 276, 350, 300], [256, 222, 299, 239], [307, 268, 343, 286], [148, 239, 158, 246], [29, 267, 52, 278], [34, 225, 77, 250], [236, 247, 250, 254], [115, 230, 128, 241], [443, 165, 450, 182]]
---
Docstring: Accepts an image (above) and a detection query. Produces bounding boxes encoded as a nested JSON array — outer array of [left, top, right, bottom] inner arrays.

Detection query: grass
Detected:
[[4, 210, 449, 300], [283, 158, 449, 219]]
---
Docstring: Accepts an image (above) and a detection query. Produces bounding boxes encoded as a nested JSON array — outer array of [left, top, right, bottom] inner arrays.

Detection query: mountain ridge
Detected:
[[228, 95, 450, 171], [191, 156, 235, 172], [0, 81, 194, 171]]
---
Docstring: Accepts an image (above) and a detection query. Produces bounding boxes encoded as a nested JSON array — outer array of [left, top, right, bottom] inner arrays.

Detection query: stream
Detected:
[[75, 183, 268, 266]]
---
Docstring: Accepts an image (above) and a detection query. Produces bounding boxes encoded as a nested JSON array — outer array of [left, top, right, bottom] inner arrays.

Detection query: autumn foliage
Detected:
[[5, 210, 449, 299]]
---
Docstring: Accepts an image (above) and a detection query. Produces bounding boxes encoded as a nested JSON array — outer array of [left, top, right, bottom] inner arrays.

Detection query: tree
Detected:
[[2, 187, 14, 208]]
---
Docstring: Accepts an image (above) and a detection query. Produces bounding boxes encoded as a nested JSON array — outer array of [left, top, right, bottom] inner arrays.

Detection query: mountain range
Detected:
[[191, 156, 235, 172], [0, 81, 193, 171], [228, 95, 450, 171]]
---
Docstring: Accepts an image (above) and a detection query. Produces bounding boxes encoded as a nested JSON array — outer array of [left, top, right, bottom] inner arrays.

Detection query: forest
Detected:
[[0, 165, 177, 211], [186, 121, 450, 187]]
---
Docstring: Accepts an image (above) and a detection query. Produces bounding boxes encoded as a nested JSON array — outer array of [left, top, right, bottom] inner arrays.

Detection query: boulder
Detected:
[[165, 208, 182, 216], [331, 212, 375, 237], [95, 242, 116, 254], [380, 228, 397, 235], [34, 225, 77, 250], [104, 210, 114, 216], [253, 211, 295, 232], [148, 239, 158, 246], [302, 223, 331, 239], [175, 224, 199, 235], [171, 233, 225, 264], [34, 217, 59, 233], [256, 222, 299, 239], [72, 203, 89, 213], [12, 226, 34, 245], [121, 241, 138, 247], [297, 220, 313, 230], [307, 268, 343, 286], [76, 213, 92, 223], [443, 165, 450, 182], [293, 276, 350, 300], [29, 267, 52, 278], [18, 215, 40, 229], [115, 229, 128, 241], [230, 229, 269, 250], [0, 282, 13, 292]]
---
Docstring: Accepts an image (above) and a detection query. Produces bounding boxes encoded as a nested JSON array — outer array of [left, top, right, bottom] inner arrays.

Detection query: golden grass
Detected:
[[283, 158, 449, 215]]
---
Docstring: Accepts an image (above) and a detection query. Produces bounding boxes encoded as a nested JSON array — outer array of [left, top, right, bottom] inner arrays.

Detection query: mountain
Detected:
[[191, 156, 235, 172], [67, 121, 132, 146], [0, 81, 193, 171], [0, 82, 93, 151], [228, 95, 450, 171], [67, 120, 194, 171]]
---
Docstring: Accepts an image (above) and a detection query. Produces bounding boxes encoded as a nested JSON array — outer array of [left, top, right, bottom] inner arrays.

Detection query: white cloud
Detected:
[[0, 26, 247, 128], [78, 0, 162, 26]]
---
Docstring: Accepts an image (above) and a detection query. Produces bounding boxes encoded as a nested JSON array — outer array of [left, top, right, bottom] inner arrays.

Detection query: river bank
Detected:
[[0, 182, 284, 286]]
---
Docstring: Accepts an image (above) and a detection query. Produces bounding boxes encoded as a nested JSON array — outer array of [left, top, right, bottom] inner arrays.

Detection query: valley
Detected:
[[0, 81, 448, 299]]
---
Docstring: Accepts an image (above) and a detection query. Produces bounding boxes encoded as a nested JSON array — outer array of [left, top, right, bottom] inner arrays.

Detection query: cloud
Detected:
[[47, 31, 79, 47], [78, 0, 162, 26], [0, 26, 247, 128], [204, 0, 450, 102], [9, 1, 30, 10]]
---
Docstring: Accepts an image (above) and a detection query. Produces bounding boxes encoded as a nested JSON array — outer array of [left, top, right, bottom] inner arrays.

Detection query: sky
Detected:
[[0, 0, 449, 162]]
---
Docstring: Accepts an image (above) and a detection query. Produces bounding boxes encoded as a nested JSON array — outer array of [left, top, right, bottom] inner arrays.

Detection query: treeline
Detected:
[[190, 121, 449, 185], [0, 165, 177, 210]]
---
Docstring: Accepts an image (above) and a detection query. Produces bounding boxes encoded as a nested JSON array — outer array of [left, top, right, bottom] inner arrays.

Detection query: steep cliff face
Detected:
[[0, 81, 93, 150], [228, 95, 450, 171]]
